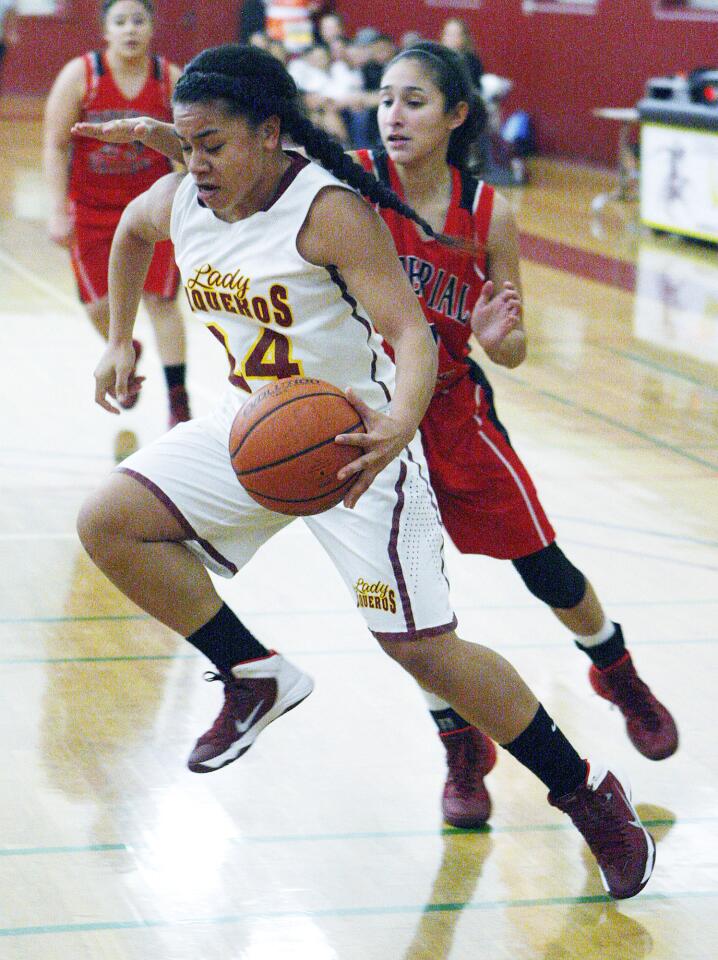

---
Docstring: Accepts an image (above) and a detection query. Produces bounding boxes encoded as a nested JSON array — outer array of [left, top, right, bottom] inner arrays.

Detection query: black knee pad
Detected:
[[511, 543, 586, 609]]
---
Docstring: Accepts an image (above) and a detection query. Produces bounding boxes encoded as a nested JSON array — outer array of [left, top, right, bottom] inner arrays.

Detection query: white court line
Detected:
[[0, 533, 77, 541], [0, 244, 83, 313], [0, 244, 217, 404]]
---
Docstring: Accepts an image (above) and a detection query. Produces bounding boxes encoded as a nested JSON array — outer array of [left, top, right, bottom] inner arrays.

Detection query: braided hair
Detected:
[[172, 44, 467, 250], [383, 41, 488, 172]]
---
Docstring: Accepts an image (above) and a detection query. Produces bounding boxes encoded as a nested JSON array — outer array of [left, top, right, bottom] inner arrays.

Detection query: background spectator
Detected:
[[440, 16, 483, 88], [238, 0, 266, 44], [265, 0, 318, 55], [0, 0, 19, 96]]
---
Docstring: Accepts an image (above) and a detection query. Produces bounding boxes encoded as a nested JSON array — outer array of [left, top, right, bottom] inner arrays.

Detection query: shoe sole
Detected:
[[188, 674, 314, 773], [596, 775, 657, 899], [601, 830, 656, 900]]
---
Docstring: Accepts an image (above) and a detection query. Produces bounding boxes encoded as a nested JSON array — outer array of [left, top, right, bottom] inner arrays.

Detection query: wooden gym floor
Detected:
[[1, 97, 717, 959]]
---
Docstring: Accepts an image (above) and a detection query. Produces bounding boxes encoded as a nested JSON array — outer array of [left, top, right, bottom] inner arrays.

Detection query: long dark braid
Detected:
[[173, 44, 468, 250]]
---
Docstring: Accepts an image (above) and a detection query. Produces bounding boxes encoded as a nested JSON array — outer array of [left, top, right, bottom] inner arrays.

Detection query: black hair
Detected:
[[383, 41, 487, 171], [173, 43, 467, 249], [102, 0, 155, 19]]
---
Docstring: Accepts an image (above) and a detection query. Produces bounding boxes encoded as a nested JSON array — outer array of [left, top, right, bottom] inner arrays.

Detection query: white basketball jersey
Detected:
[[170, 153, 397, 427]]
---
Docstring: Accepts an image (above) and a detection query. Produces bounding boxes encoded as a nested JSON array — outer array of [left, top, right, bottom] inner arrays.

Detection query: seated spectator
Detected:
[[400, 30, 423, 50], [346, 28, 397, 148], [317, 11, 345, 45], [239, 0, 267, 43], [287, 42, 349, 142], [266, 0, 318, 55], [440, 16, 483, 88]]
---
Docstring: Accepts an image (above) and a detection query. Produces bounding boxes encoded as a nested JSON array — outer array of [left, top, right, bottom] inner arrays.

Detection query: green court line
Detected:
[[0, 614, 150, 624], [0, 818, 698, 858], [239, 817, 687, 845], [600, 347, 718, 396], [3, 593, 718, 628], [1, 889, 717, 937], [492, 369, 718, 472], [0, 633, 717, 665], [0, 844, 126, 857]]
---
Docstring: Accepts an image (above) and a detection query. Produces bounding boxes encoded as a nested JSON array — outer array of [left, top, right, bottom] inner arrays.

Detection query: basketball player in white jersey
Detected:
[[76, 44, 655, 900]]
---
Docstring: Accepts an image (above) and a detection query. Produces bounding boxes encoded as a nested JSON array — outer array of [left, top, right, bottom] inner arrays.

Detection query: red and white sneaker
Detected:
[[168, 385, 191, 428], [188, 651, 313, 773], [440, 727, 497, 828], [549, 762, 656, 899], [117, 339, 143, 410], [590, 652, 678, 760]]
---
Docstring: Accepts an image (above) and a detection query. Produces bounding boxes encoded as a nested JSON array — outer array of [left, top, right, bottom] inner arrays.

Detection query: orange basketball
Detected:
[[229, 377, 366, 515]]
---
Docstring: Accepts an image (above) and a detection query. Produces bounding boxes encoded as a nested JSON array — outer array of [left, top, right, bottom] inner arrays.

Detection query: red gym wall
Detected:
[[342, 0, 717, 165], [3, 1, 716, 165]]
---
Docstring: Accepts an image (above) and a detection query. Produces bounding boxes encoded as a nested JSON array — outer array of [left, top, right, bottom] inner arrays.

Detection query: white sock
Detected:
[[575, 617, 615, 648], [423, 690, 453, 711]]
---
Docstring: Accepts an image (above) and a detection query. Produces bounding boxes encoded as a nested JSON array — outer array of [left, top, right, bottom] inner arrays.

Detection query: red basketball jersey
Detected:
[[69, 51, 174, 227], [356, 149, 494, 393]]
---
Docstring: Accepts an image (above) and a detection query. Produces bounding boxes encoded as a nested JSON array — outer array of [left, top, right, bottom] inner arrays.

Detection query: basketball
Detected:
[[229, 377, 366, 515]]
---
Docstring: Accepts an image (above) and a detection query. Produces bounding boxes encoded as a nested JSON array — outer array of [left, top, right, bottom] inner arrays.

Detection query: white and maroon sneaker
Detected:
[[188, 651, 313, 773]]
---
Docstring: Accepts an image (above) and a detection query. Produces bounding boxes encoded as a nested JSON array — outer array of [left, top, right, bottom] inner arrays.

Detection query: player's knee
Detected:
[[76, 478, 135, 557], [512, 542, 586, 609], [377, 632, 455, 683], [76, 489, 110, 556]]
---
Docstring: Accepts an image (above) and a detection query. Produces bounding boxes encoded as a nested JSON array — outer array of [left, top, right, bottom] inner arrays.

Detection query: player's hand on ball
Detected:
[[335, 387, 415, 509], [94, 342, 145, 414]]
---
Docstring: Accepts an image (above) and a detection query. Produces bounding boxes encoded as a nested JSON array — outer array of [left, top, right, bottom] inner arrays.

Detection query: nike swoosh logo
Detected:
[[235, 700, 265, 734]]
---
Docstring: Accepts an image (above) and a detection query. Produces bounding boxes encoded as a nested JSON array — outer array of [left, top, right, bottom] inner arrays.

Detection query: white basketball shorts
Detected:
[[117, 409, 456, 642]]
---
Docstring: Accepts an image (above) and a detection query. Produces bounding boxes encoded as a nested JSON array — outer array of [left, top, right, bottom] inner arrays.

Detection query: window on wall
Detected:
[[522, 0, 598, 13], [654, 0, 718, 20]]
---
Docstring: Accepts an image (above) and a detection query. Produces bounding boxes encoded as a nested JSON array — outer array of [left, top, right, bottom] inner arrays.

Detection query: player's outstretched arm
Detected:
[[71, 117, 184, 165]]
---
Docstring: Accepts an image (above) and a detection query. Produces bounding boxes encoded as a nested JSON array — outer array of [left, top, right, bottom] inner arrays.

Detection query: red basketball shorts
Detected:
[[420, 372, 555, 559], [70, 221, 180, 304]]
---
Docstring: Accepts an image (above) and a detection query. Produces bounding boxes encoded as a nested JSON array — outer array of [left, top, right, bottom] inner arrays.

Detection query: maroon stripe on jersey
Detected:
[[326, 265, 392, 403], [372, 449, 458, 642], [407, 445, 454, 593], [262, 151, 311, 211], [118, 468, 238, 576], [372, 616, 458, 642], [388, 459, 415, 633]]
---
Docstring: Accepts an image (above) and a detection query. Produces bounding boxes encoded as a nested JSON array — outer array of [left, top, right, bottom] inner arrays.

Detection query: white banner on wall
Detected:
[[634, 243, 718, 363], [424, 1, 483, 9], [522, 0, 598, 14], [653, 0, 718, 22], [640, 122, 718, 243], [17, 0, 59, 13]]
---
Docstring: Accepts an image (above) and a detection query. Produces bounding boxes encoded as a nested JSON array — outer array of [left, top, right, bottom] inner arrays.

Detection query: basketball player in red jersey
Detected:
[[43, 0, 190, 429], [353, 41, 677, 825], [71, 42, 677, 832]]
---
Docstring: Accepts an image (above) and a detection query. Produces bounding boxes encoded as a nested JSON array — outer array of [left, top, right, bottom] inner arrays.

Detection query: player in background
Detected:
[[354, 42, 677, 827], [75, 44, 656, 901], [43, 0, 190, 429]]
